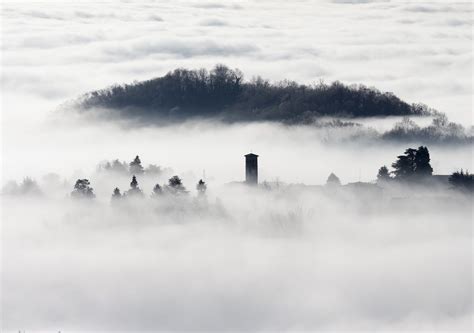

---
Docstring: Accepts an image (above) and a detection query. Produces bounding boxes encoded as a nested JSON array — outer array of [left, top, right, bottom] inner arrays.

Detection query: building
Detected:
[[245, 153, 258, 185]]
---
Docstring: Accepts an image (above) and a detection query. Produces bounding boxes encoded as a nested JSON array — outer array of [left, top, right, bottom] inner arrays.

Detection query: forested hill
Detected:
[[73, 65, 432, 123]]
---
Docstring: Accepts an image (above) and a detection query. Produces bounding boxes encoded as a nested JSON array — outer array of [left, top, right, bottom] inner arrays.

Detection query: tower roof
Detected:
[[245, 153, 259, 157]]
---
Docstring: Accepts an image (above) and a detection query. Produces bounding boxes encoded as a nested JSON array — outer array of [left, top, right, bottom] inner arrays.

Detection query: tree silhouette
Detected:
[[131, 176, 138, 189], [449, 170, 473, 192], [391, 148, 417, 180], [166, 175, 187, 195], [71, 179, 95, 199], [377, 166, 391, 182], [125, 175, 143, 197], [152, 184, 163, 197], [76, 65, 430, 123], [129, 155, 144, 175], [391, 146, 433, 181], [196, 179, 207, 196], [414, 146, 433, 176], [326, 173, 341, 186], [111, 187, 122, 200]]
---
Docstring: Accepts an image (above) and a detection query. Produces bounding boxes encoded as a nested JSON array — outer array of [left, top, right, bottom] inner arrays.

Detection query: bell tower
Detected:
[[245, 153, 258, 185]]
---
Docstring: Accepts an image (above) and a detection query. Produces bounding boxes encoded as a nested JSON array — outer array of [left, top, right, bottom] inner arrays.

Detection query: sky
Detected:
[[1, 0, 472, 122]]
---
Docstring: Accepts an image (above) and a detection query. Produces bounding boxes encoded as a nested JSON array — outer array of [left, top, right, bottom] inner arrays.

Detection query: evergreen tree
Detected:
[[414, 146, 433, 176], [125, 175, 143, 197], [129, 155, 144, 175], [391, 148, 417, 180], [152, 184, 163, 197], [196, 179, 207, 196], [166, 175, 187, 195], [392, 146, 433, 181], [377, 166, 391, 182], [326, 173, 341, 186], [131, 175, 138, 189], [71, 179, 95, 199], [111, 187, 122, 200]]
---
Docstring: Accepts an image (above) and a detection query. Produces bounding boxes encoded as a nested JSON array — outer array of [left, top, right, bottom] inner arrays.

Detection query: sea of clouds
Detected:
[[2, 180, 473, 331], [1, 0, 473, 331]]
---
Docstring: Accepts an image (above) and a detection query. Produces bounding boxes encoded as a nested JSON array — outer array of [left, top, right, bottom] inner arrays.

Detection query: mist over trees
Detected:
[[2, 177, 42, 196], [67, 65, 472, 144], [390, 146, 433, 181], [166, 175, 188, 196], [129, 156, 144, 175], [98, 155, 172, 178], [449, 170, 473, 193], [382, 115, 471, 144], [73, 65, 432, 123], [125, 175, 144, 197], [71, 179, 95, 199], [152, 183, 163, 197], [111, 187, 122, 201], [377, 166, 391, 182], [196, 179, 207, 197], [3, 147, 472, 202]]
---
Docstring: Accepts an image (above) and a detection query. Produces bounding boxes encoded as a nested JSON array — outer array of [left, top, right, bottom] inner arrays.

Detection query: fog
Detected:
[[2, 103, 472, 186], [2, 107, 473, 330], [2, 173, 472, 330], [1, 0, 473, 331]]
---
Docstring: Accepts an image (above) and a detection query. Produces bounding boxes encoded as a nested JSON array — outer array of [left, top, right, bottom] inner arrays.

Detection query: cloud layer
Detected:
[[2, 183, 472, 330]]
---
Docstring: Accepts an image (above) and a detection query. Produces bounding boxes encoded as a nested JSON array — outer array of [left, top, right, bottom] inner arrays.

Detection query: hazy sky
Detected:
[[1, 0, 472, 122]]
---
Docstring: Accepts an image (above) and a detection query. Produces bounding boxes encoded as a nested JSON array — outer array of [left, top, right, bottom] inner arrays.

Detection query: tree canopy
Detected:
[[166, 175, 187, 195], [71, 179, 95, 199], [449, 170, 473, 192], [126, 175, 144, 197], [129, 156, 144, 175], [391, 146, 433, 181], [377, 166, 391, 182], [74, 65, 431, 124]]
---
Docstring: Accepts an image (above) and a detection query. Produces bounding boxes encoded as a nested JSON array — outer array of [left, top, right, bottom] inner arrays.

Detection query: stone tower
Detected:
[[245, 153, 258, 185]]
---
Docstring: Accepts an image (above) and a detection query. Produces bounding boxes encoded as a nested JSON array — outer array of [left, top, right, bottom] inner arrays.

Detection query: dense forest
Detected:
[[72, 65, 433, 123]]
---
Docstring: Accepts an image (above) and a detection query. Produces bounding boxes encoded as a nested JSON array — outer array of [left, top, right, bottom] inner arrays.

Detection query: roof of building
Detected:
[[245, 153, 259, 157]]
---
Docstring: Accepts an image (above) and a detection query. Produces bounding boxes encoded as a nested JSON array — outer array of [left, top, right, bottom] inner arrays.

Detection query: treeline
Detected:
[[97, 155, 172, 177], [73, 65, 432, 123], [376, 146, 473, 192], [377, 146, 433, 182], [381, 115, 471, 144], [71, 175, 207, 201], [3, 150, 472, 199]]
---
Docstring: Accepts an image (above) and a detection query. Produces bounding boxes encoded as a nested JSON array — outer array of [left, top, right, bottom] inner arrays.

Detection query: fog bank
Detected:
[[2, 183, 472, 330]]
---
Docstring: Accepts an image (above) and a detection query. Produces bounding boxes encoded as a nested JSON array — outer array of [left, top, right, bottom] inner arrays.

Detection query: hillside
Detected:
[[72, 65, 432, 123]]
